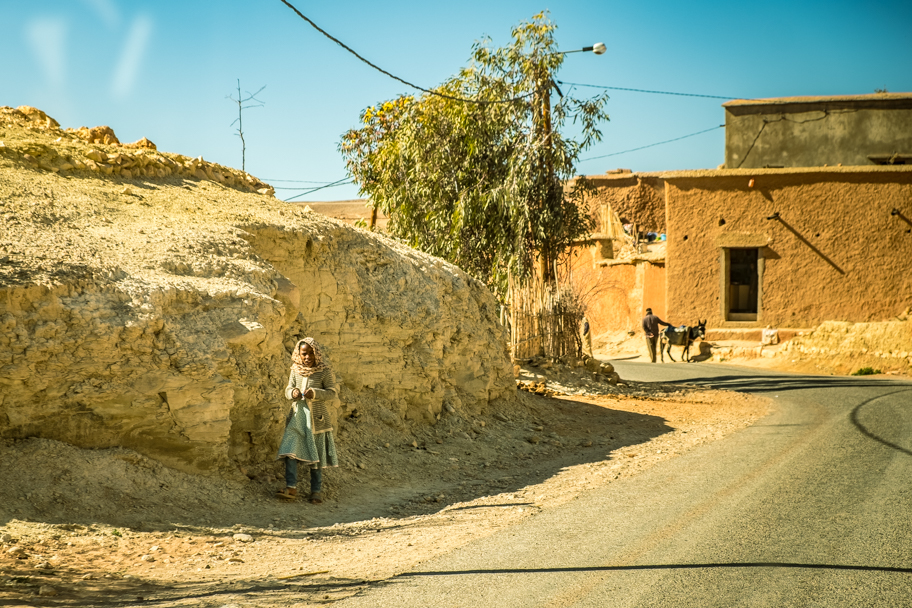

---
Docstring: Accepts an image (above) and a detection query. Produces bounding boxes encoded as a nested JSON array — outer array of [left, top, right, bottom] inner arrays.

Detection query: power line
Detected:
[[580, 125, 724, 162], [273, 186, 340, 190], [558, 81, 745, 101], [277, 0, 532, 105], [284, 178, 353, 201], [285, 178, 351, 196], [262, 178, 346, 184]]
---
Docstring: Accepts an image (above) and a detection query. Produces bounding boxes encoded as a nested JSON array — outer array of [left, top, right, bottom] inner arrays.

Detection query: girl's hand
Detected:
[[291, 388, 302, 400], [303, 388, 315, 399]]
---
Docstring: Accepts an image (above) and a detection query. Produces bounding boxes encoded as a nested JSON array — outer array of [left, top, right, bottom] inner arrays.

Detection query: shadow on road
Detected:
[[447, 502, 536, 511], [655, 370, 912, 456], [402, 561, 912, 577], [612, 361, 912, 459], [671, 374, 912, 395], [850, 388, 912, 457]]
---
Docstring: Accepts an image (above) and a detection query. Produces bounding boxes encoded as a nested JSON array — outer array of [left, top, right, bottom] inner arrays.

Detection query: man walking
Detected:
[[581, 316, 593, 358], [642, 308, 672, 363]]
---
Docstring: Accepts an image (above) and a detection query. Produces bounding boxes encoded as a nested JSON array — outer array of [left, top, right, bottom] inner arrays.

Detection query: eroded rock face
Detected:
[[0, 109, 514, 476], [65, 125, 120, 146], [1, 106, 270, 194]]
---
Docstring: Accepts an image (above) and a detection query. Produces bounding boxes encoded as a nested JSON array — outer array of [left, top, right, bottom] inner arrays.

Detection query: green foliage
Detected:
[[340, 13, 609, 299], [851, 367, 882, 376], [111, 528, 122, 537]]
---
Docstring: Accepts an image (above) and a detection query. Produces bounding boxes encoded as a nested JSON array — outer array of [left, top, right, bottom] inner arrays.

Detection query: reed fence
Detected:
[[507, 268, 584, 361]]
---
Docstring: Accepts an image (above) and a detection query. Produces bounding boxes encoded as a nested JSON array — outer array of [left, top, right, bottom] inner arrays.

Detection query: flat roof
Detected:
[[582, 164, 912, 182], [723, 92, 912, 108]]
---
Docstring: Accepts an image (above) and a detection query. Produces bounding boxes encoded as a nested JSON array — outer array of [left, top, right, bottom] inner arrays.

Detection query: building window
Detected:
[[721, 248, 762, 322]]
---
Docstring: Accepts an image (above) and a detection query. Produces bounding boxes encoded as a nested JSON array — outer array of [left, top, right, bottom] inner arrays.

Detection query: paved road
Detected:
[[339, 362, 912, 607]]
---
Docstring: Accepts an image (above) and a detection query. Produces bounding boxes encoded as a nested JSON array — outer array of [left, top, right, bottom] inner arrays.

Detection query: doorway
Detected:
[[725, 248, 760, 321]]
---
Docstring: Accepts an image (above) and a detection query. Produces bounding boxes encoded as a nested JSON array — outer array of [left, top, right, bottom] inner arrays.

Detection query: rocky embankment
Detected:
[[1, 106, 273, 195], [779, 319, 912, 374], [0, 106, 515, 480]]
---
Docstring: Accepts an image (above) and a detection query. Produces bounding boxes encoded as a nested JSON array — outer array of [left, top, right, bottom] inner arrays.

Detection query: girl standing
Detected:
[[276, 337, 339, 504]]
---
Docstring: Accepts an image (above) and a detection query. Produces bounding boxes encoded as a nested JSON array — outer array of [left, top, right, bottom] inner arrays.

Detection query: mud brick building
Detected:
[[571, 92, 912, 340]]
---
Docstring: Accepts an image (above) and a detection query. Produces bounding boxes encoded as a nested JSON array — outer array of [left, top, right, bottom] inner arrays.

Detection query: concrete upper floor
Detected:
[[724, 92, 912, 169]]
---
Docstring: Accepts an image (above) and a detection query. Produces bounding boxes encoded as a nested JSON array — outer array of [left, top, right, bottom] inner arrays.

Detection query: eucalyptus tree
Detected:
[[340, 13, 609, 301]]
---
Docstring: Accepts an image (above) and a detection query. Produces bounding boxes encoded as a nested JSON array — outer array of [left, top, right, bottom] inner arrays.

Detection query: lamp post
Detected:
[[537, 42, 605, 283], [554, 42, 607, 55], [549, 42, 606, 96], [513, 40, 608, 359]]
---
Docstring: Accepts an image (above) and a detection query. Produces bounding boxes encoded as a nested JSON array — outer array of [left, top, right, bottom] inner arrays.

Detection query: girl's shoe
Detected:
[[309, 491, 323, 504], [276, 487, 297, 500]]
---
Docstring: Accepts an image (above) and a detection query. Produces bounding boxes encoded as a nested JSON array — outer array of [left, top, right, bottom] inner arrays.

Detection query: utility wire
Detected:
[[273, 186, 339, 190], [262, 178, 345, 184], [286, 178, 351, 196], [558, 81, 746, 101], [284, 178, 353, 202], [280, 127, 724, 192], [580, 125, 724, 162], [277, 0, 532, 105]]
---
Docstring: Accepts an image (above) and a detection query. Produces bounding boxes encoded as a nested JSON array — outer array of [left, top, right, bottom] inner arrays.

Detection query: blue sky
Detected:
[[3, 0, 911, 201]]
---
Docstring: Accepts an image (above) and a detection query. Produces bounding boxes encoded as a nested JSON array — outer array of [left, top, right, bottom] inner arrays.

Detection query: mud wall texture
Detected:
[[663, 166, 912, 328], [569, 247, 666, 337], [580, 173, 666, 234], [782, 319, 912, 373], [568, 171, 668, 337], [0, 109, 514, 478]]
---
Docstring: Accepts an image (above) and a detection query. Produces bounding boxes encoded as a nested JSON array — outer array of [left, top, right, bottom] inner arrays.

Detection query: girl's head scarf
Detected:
[[291, 337, 331, 377]]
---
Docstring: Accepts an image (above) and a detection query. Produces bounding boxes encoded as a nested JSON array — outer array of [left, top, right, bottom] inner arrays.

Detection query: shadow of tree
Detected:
[[0, 560, 383, 607]]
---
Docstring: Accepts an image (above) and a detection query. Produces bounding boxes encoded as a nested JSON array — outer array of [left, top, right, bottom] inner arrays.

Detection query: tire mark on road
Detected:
[[542, 395, 832, 608]]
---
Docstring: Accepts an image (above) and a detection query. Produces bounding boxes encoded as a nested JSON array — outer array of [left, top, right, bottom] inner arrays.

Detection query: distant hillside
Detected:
[[293, 199, 389, 231]]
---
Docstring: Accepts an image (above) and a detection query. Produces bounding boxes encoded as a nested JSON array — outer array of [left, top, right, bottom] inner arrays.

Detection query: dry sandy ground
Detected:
[[0, 363, 769, 607]]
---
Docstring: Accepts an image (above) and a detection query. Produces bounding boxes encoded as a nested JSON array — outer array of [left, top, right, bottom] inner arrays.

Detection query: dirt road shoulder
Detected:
[[0, 370, 770, 607]]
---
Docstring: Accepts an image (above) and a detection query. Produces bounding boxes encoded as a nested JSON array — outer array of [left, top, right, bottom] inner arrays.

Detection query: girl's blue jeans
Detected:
[[284, 457, 322, 492]]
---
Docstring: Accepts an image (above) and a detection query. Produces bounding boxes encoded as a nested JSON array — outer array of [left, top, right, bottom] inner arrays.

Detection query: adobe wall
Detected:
[[568, 172, 669, 337], [664, 166, 912, 327], [642, 263, 667, 322], [581, 173, 667, 233], [569, 246, 666, 337]]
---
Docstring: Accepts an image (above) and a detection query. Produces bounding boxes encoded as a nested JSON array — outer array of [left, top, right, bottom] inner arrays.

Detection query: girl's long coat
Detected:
[[277, 368, 338, 467]]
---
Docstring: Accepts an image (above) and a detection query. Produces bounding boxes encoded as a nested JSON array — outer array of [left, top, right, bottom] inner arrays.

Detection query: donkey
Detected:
[[660, 320, 707, 362]]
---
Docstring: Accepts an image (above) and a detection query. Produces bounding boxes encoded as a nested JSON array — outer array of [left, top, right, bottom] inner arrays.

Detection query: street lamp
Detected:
[[554, 42, 607, 55], [549, 43, 605, 97]]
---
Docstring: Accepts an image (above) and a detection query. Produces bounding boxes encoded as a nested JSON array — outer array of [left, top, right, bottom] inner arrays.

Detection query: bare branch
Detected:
[[228, 79, 265, 172]]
